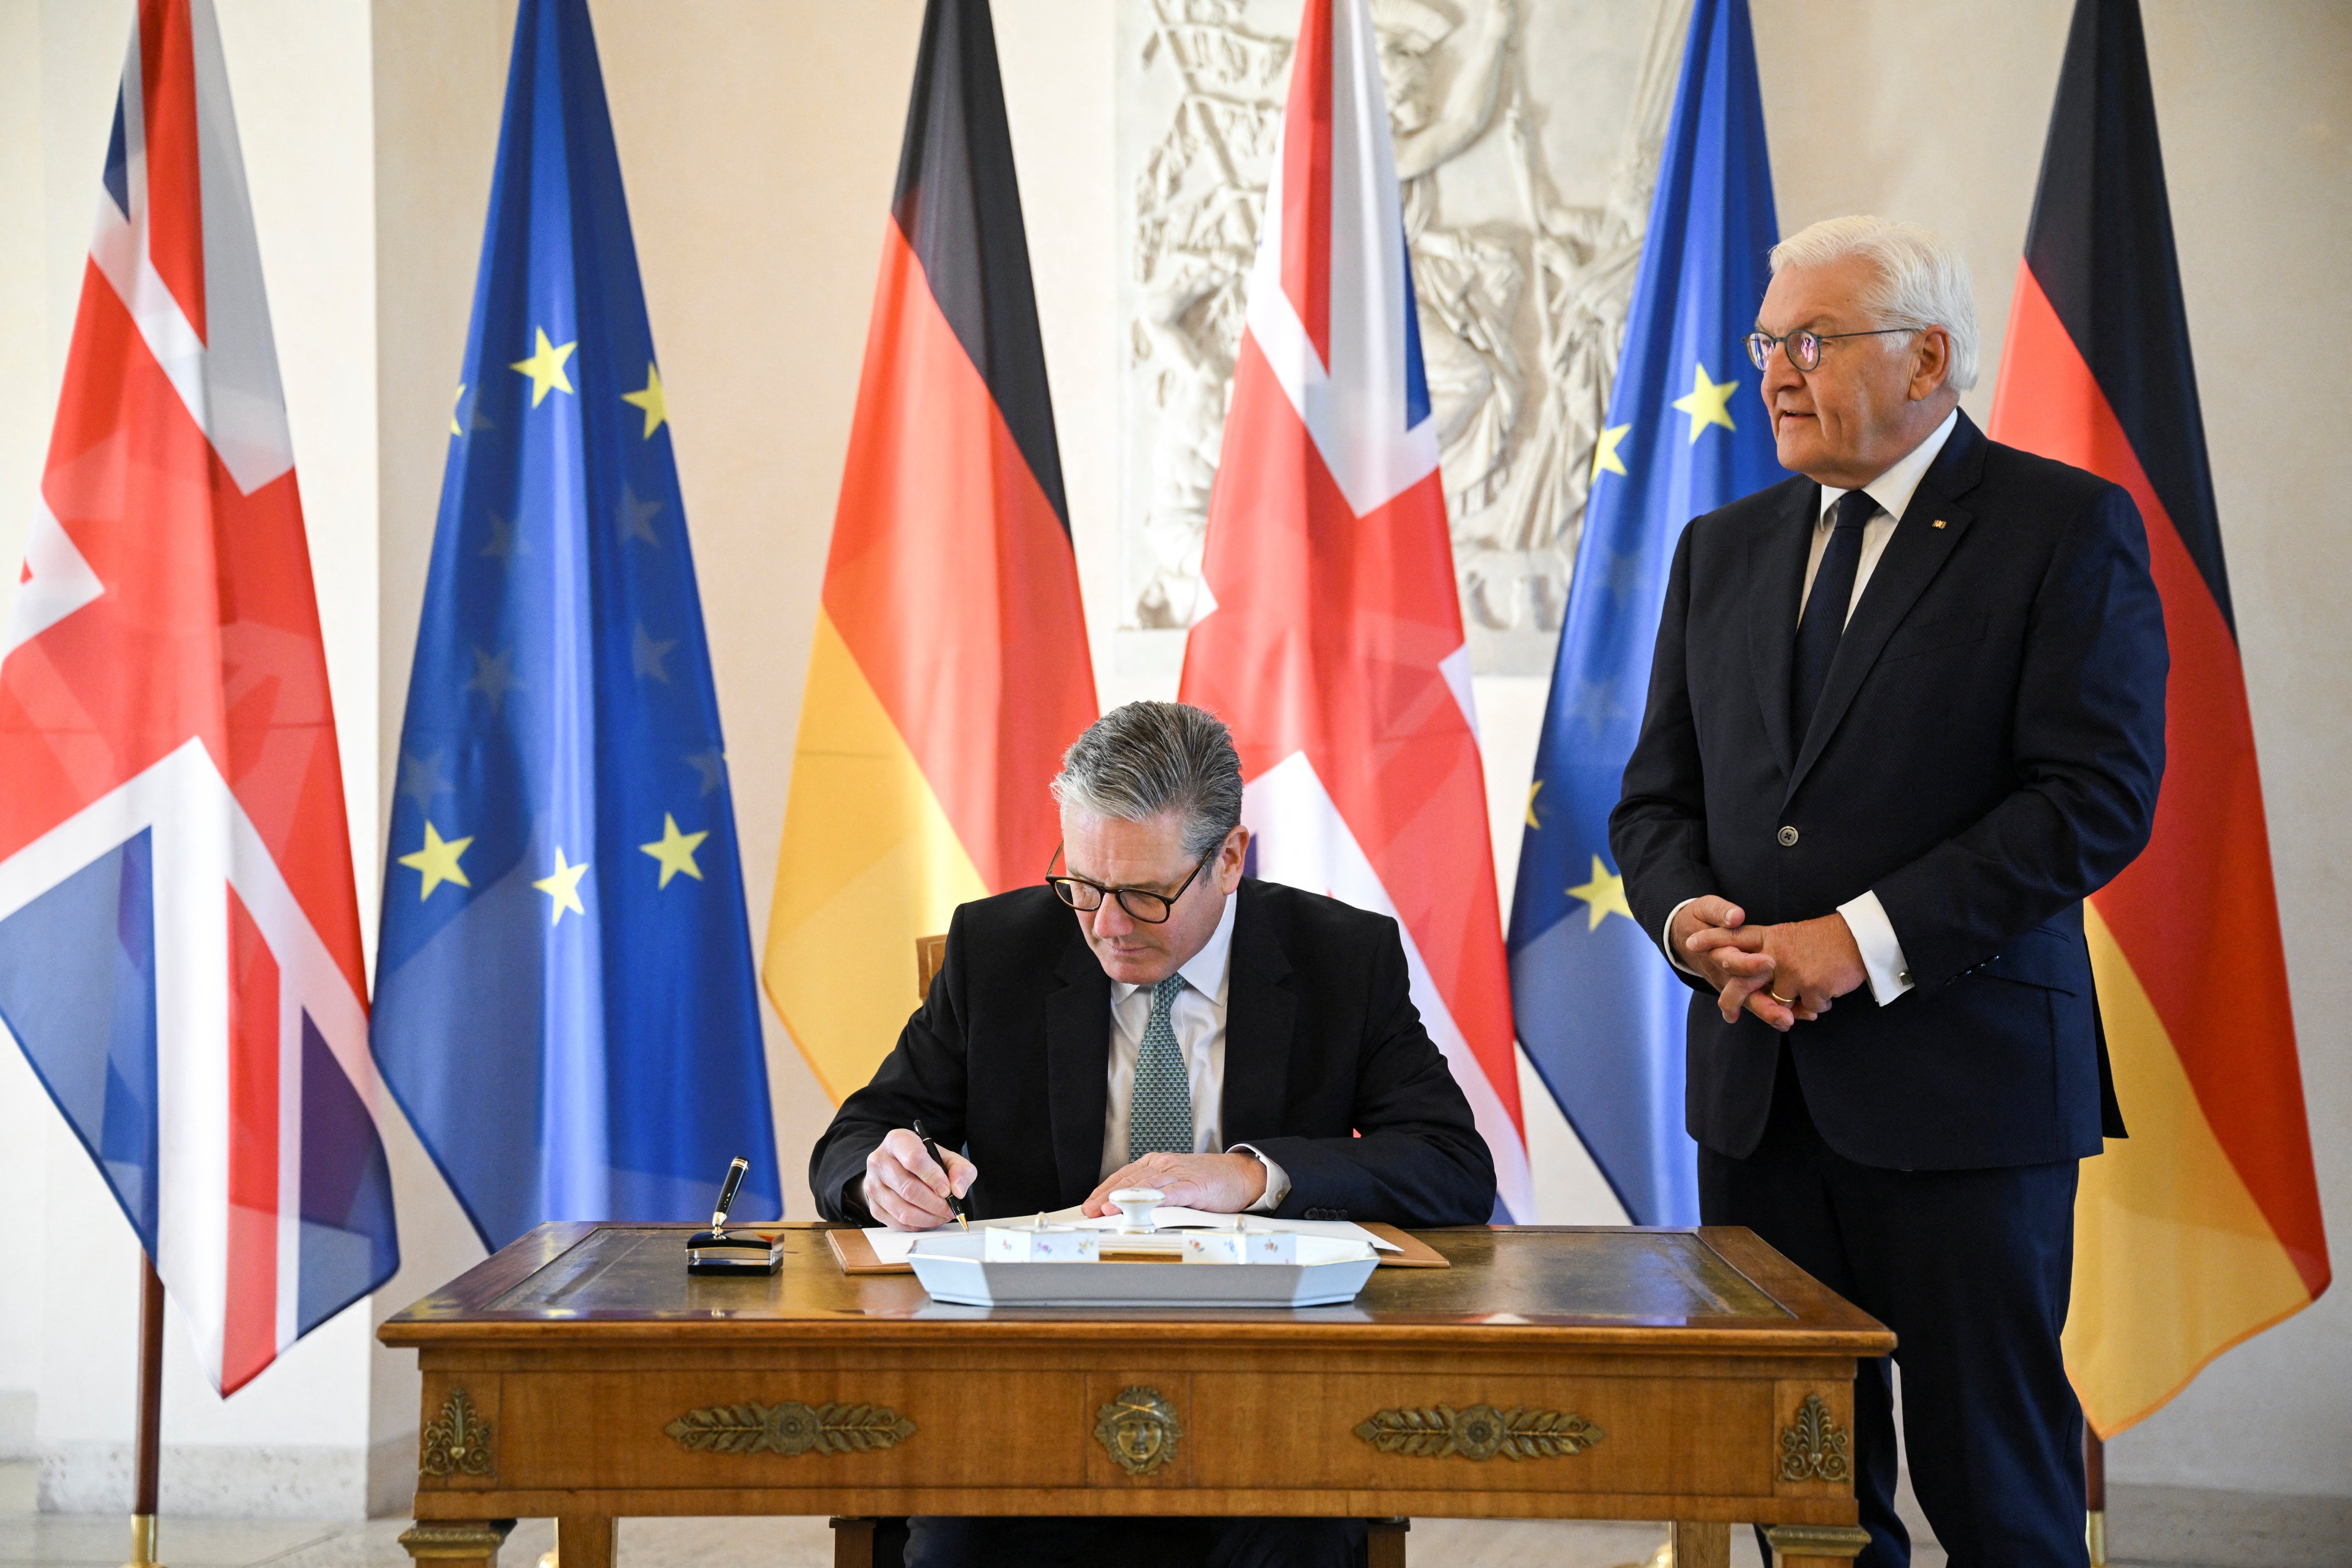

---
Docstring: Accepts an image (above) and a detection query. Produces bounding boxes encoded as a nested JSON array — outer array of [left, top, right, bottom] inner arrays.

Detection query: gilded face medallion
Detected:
[[1094, 1385, 1183, 1476]]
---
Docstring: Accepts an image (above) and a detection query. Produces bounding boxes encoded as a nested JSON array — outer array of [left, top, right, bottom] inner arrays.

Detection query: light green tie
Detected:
[[1127, 974, 1194, 1160]]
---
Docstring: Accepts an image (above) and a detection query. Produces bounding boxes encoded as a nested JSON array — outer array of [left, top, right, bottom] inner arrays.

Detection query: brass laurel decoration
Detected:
[[419, 1385, 493, 1478], [665, 1400, 914, 1457], [1777, 1393, 1853, 1483], [1094, 1386, 1183, 1476], [1353, 1403, 1603, 1461]]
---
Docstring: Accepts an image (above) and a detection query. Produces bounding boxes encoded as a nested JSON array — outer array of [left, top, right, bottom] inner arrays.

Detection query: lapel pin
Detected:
[[1933, 519, 1947, 529]]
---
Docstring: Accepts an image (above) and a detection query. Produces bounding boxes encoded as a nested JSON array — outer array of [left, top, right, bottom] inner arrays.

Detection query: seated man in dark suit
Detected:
[[813, 699, 1496, 1568]]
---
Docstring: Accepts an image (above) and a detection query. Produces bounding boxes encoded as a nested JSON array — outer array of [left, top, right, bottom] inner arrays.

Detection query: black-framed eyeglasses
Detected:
[[1045, 844, 1218, 924], [1743, 326, 1915, 373]]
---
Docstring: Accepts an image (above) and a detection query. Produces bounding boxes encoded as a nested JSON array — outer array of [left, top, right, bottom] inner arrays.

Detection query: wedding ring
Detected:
[[1769, 991, 1796, 1005]]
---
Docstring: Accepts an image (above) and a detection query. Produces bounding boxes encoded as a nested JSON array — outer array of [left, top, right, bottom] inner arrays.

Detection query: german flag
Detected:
[[766, 0, 1095, 1102], [1989, 0, 2329, 1436]]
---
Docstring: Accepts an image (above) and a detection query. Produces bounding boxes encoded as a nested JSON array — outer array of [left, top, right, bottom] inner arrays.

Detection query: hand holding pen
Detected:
[[862, 1124, 977, 1231]]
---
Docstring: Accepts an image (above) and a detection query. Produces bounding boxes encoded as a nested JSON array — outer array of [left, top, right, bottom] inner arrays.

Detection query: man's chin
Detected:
[[1094, 947, 1170, 985]]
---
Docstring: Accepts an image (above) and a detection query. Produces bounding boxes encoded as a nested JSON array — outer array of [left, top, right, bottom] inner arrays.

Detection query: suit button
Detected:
[[1777, 826, 1799, 847]]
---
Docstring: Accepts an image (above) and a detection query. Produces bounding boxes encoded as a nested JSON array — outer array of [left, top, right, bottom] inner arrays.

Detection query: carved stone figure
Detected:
[[1119, 0, 1693, 665]]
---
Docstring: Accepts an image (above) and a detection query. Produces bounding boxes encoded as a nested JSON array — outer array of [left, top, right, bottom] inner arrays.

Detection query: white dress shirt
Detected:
[[1665, 409, 1958, 1007], [1100, 889, 1290, 1210]]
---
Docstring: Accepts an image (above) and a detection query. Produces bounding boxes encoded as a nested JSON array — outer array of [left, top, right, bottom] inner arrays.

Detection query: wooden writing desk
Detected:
[[379, 1223, 1889, 1568]]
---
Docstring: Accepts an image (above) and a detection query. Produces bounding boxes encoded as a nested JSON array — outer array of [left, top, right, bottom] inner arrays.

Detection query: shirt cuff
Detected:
[[1230, 1144, 1291, 1213], [1838, 891, 1915, 1005], [1661, 897, 1704, 976]]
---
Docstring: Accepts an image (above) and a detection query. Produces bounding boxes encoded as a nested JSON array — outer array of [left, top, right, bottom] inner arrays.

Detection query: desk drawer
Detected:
[[490, 1370, 1088, 1491], [1184, 1373, 1780, 1497]]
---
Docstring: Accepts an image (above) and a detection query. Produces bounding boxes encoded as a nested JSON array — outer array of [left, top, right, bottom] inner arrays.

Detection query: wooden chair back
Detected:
[[915, 934, 947, 999]]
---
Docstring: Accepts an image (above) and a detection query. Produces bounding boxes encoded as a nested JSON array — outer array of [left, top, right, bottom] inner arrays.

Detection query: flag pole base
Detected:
[[121, 1512, 164, 1568], [2086, 1508, 2108, 1566]]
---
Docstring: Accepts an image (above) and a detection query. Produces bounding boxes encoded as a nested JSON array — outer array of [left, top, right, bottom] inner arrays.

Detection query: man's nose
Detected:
[[1760, 347, 1801, 401], [1091, 897, 1134, 938]]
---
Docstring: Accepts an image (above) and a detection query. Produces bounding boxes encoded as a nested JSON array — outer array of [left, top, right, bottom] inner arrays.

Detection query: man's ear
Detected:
[[1909, 326, 1953, 402], [1219, 827, 1250, 892]]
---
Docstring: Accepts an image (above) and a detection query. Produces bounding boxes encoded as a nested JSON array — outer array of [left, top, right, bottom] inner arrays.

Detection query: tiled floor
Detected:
[[0, 1513, 1751, 1568], [6, 1462, 2342, 1567]]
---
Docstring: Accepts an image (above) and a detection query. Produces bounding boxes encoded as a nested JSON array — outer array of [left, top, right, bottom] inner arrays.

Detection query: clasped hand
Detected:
[[1672, 897, 1868, 1033]]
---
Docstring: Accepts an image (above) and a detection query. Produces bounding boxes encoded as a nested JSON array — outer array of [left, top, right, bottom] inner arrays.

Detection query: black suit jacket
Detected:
[[810, 878, 1497, 1226], [1610, 413, 2166, 1170]]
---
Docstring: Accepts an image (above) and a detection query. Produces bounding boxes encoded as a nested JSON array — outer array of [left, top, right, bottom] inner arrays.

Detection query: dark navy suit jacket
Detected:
[[1610, 412, 2167, 1170], [810, 878, 1496, 1226]]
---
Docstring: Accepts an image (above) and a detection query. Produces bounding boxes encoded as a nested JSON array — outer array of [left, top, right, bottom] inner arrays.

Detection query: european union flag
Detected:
[[370, 0, 777, 1250], [1507, 0, 1781, 1227]]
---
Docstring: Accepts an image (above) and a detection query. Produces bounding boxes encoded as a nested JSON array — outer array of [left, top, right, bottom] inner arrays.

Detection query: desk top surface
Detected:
[[381, 1224, 1890, 1353]]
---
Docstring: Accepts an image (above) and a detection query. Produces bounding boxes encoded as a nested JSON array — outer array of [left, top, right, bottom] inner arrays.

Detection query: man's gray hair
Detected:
[[1052, 701, 1243, 859], [1770, 215, 1980, 393]]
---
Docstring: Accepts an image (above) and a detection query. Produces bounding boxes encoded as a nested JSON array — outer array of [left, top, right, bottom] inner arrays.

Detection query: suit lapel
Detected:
[[1045, 935, 1112, 1207], [1218, 883, 1295, 1148], [1786, 413, 1988, 799], [1747, 479, 1818, 781]]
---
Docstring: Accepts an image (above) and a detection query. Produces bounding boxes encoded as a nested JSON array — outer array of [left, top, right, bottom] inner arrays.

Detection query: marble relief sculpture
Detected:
[[1119, 0, 1692, 665]]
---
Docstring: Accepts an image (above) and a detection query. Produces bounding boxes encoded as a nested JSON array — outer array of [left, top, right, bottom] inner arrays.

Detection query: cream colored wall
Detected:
[[0, 0, 2343, 1515]]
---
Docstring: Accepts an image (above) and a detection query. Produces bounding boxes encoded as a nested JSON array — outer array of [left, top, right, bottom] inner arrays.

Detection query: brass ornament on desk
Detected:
[[1353, 1403, 1604, 1461], [1094, 1386, 1183, 1476], [398, 1520, 513, 1559], [1777, 1393, 1853, 1483], [419, 1386, 493, 1478], [664, 1400, 915, 1456]]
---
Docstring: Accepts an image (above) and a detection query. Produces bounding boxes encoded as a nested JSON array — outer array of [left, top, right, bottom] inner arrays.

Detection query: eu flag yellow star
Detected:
[[533, 847, 591, 925], [639, 814, 709, 889], [510, 327, 577, 407], [1670, 360, 1738, 443], [1525, 780, 1543, 830], [1566, 853, 1635, 931], [396, 821, 473, 900], [1590, 422, 1631, 481], [621, 363, 668, 438], [450, 384, 466, 436]]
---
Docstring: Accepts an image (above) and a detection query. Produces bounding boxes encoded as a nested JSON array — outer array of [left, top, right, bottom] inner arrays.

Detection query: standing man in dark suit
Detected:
[[1611, 216, 2166, 1568], [813, 699, 1495, 1568]]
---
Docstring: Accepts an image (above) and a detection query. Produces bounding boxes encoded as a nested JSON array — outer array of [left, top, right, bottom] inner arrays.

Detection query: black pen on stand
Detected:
[[911, 1119, 968, 1230], [709, 1155, 749, 1237]]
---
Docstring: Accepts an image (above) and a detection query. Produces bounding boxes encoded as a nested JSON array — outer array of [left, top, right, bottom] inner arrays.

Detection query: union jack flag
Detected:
[[0, 0, 396, 1395], [1179, 0, 1531, 1217]]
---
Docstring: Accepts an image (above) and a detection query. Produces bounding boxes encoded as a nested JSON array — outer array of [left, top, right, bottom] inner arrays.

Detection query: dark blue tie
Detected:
[[1791, 489, 1876, 741]]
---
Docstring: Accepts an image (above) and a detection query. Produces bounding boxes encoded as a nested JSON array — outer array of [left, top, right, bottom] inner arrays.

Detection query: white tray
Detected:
[[904, 1231, 1379, 1308]]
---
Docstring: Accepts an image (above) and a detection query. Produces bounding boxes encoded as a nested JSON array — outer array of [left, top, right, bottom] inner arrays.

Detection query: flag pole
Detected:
[[124, 1253, 165, 1568], [2084, 1429, 2107, 1566]]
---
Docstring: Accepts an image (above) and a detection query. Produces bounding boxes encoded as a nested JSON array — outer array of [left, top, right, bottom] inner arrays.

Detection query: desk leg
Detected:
[[554, 1517, 615, 1568], [827, 1517, 876, 1568], [398, 1520, 514, 1568], [1763, 1524, 1871, 1566], [1669, 1521, 1729, 1568], [1366, 1517, 1408, 1568]]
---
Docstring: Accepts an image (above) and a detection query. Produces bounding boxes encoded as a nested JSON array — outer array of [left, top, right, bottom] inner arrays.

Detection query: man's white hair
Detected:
[[1770, 215, 1979, 393]]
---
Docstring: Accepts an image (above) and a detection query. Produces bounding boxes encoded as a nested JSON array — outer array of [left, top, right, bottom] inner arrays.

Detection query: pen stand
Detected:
[[686, 1227, 783, 1276]]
